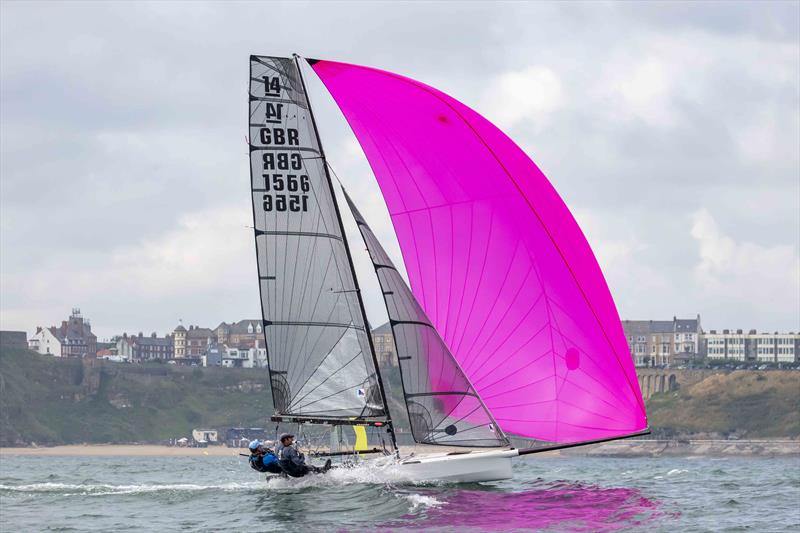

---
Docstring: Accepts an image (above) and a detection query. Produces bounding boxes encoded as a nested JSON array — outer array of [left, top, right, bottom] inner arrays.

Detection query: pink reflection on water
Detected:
[[380, 481, 664, 532]]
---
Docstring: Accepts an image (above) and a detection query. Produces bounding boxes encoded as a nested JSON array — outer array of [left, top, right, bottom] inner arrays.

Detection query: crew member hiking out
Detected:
[[276, 433, 332, 477], [247, 440, 283, 475]]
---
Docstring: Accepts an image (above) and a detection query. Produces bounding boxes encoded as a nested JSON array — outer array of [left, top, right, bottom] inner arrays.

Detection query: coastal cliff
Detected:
[[1, 348, 798, 446], [0, 348, 272, 446], [646, 369, 800, 438]]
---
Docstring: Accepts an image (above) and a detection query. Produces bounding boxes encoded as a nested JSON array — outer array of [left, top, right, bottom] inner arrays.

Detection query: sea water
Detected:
[[1, 454, 798, 532]]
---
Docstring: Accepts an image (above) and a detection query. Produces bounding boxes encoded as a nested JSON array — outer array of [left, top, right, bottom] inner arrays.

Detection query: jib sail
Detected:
[[345, 191, 508, 448], [248, 56, 388, 422]]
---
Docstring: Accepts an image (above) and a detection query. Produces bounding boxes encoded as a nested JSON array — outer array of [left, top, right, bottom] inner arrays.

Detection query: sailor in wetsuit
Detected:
[[275, 433, 331, 477], [247, 439, 283, 475]]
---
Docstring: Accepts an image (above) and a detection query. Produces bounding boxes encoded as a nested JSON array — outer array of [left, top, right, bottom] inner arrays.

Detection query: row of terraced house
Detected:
[[13, 309, 800, 369], [24, 310, 269, 368], [20, 309, 401, 370], [623, 315, 799, 367]]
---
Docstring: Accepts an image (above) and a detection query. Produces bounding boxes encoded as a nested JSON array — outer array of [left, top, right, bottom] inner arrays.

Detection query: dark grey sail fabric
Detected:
[[344, 192, 508, 447], [248, 56, 386, 420]]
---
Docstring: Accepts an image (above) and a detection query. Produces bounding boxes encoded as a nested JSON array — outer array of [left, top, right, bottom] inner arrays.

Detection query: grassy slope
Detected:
[[0, 348, 272, 445], [646, 370, 800, 438], [2, 348, 799, 444]]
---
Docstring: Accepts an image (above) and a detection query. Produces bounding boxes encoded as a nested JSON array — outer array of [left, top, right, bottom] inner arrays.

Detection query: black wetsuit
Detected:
[[277, 444, 325, 477]]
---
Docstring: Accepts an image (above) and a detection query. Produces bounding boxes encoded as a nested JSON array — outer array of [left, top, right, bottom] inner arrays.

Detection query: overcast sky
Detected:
[[1, 1, 798, 340]]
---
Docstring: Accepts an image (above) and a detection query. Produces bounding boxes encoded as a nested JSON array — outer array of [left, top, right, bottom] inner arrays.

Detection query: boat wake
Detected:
[[262, 457, 444, 489], [0, 458, 452, 498]]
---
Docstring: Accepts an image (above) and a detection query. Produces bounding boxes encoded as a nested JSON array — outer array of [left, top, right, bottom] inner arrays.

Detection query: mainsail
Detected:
[[345, 191, 508, 448], [312, 60, 647, 444], [248, 56, 388, 421]]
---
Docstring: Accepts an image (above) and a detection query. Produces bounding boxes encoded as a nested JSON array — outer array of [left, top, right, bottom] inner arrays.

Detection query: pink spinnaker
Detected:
[[312, 60, 647, 443]]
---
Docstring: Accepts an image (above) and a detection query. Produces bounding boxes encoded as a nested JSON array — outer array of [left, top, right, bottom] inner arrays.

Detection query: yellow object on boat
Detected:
[[353, 426, 368, 451]]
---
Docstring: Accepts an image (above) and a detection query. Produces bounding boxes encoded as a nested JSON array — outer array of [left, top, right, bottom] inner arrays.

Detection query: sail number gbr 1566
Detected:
[[262, 152, 310, 213]]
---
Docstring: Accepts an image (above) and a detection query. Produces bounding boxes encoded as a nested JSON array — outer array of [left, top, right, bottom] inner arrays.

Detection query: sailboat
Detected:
[[247, 55, 648, 483]]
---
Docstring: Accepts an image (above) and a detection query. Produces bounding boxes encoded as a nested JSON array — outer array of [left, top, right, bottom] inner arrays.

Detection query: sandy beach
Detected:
[[0, 445, 248, 457]]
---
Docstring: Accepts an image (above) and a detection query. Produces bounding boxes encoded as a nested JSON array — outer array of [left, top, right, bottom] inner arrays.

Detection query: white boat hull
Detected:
[[395, 449, 519, 483]]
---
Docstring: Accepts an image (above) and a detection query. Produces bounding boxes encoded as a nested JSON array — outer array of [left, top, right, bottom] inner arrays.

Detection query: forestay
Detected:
[[248, 56, 386, 420], [312, 59, 647, 444], [345, 191, 508, 447]]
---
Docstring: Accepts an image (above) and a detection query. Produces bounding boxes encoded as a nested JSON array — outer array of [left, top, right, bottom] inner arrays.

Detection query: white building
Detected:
[[775, 334, 797, 363], [29, 327, 63, 356], [221, 343, 268, 368], [704, 330, 798, 363], [247, 344, 268, 369], [30, 309, 97, 357], [191, 429, 218, 444], [222, 347, 249, 368], [114, 336, 134, 362], [705, 330, 746, 361], [755, 333, 797, 363], [754, 335, 776, 362]]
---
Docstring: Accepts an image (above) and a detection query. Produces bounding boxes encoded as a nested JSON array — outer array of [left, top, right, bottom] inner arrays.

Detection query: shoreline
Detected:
[[0, 445, 246, 457], [1, 439, 798, 457], [564, 439, 800, 457]]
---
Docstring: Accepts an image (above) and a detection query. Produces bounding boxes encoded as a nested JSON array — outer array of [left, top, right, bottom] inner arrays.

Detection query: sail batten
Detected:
[[313, 59, 647, 444], [248, 55, 389, 423]]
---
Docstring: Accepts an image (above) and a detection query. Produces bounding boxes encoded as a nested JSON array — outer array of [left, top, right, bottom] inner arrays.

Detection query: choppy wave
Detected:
[[2, 455, 798, 532], [0, 481, 264, 496], [401, 493, 444, 510], [0, 459, 442, 497]]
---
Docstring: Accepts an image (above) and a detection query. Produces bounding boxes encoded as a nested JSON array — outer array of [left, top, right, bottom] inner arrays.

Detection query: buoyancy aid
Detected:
[[249, 452, 282, 474]]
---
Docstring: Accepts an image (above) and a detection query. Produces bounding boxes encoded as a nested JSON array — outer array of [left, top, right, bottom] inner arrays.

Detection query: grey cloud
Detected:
[[1, 1, 798, 337]]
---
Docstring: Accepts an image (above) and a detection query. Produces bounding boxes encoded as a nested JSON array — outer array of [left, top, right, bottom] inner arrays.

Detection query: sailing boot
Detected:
[[322, 459, 332, 472]]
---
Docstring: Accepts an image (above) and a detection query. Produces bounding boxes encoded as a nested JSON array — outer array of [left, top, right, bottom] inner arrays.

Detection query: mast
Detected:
[[292, 55, 397, 451], [249, 55, 389, 426]]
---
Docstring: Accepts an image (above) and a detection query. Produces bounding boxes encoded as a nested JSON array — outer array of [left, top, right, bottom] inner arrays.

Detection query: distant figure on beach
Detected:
[[247, 440, 283, 475], [276, 433, 331, 477]]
